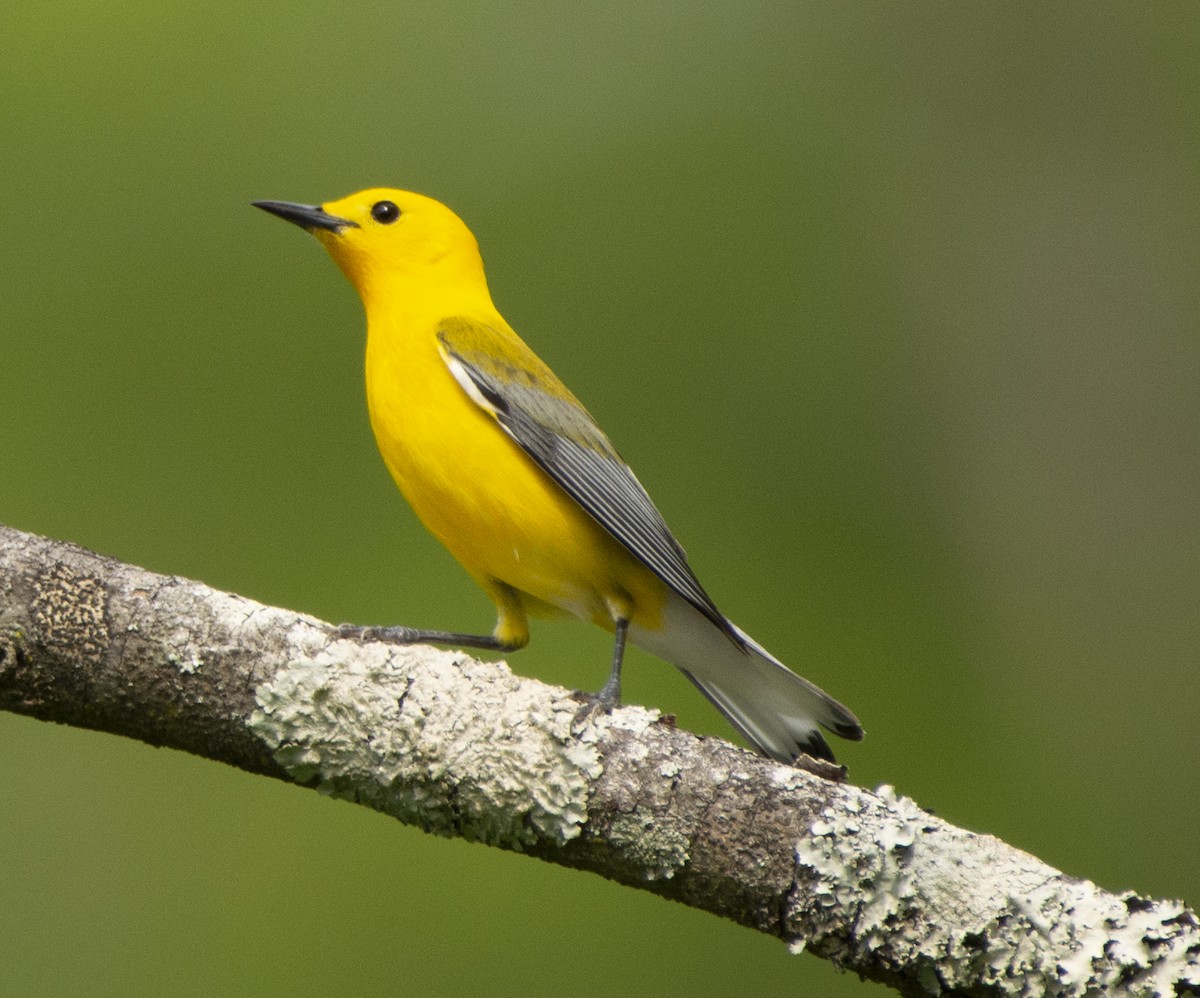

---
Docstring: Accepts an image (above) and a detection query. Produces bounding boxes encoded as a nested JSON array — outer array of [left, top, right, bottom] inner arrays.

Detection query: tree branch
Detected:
[[1, 523, 1196, 996]]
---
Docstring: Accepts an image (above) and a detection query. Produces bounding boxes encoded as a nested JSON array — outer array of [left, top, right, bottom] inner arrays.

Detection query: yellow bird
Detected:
[[254, 188, 862, 764]]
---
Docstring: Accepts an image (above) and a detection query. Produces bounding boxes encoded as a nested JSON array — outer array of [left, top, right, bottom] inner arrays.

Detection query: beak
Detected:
[[252, 200, 358, 233]]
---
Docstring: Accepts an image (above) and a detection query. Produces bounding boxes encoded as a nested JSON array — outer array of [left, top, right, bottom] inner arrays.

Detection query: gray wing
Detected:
[[437, 319, 738, 642]]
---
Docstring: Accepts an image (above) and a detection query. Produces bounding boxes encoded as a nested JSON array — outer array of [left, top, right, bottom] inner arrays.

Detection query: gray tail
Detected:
[[634, 602, 863, 765]]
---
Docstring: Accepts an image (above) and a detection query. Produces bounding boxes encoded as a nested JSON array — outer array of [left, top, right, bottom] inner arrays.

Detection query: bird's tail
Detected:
[[632, 596, 863, 764]]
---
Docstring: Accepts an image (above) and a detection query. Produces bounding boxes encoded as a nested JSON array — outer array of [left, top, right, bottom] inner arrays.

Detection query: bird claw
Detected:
[[570, 686, 620, 735], [332, 623, 418, 644]]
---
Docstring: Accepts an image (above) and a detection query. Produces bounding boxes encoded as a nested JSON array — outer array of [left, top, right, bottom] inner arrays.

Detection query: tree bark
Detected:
[[1, 523, 1196, 996]]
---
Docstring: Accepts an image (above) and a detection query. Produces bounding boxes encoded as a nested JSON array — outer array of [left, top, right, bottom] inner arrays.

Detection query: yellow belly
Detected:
[[364, 320, 666, 634]]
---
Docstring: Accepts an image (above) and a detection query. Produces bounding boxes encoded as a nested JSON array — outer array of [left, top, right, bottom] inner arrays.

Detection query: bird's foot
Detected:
[[331, 623, 515, 651], [571, 674, 622, 734], [333, 623, 424, 644]]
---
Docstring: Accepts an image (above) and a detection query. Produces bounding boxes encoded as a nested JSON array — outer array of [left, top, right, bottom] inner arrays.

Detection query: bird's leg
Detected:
[[573, 617, 629, 731], [334, 580, 531, 652], [595, 616, 628, 708], [332, 623, 524, 651]]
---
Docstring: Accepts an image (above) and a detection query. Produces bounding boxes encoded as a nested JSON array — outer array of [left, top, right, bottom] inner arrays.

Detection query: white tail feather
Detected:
[[630, 594, 862, 764]]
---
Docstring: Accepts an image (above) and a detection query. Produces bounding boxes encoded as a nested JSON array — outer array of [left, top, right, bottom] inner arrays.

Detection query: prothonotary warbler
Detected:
[[254, 188, 863, 764]]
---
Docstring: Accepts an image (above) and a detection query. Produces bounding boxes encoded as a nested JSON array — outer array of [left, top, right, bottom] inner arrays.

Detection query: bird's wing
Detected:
[[437, 316, 737, 640]]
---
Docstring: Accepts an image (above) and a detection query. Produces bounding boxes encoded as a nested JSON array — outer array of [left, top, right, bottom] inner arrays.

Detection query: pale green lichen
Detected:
[[249, 641, 603, 848], [795, 783, 925, 956], [606, 810, 691, 881], [792, 784, 1200, 994], [167, 585, 277, 676]]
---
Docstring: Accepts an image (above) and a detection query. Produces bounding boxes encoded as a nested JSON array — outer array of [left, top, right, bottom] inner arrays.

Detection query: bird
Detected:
[[253, 188, 863, 764]]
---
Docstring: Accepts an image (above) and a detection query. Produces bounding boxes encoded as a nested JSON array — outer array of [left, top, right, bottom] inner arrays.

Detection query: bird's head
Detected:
[[254, 188, 487, 303]]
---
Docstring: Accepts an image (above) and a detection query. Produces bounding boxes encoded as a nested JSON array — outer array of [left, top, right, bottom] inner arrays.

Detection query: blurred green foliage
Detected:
[[2, 3, 1196, 995]]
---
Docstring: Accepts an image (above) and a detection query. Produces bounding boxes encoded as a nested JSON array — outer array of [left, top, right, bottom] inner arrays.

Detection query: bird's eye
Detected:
[[370, 200, 401, 224]]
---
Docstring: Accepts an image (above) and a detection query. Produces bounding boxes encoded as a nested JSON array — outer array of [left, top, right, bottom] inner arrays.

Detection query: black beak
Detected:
[[252, 200, 358, 233]]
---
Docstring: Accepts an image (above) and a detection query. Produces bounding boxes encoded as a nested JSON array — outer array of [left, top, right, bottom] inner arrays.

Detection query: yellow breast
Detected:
[[364, 310, 666, 631]]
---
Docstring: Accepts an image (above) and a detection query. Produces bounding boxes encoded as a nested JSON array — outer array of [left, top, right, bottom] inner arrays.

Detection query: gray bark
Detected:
[[1, 523, 1196, 996]]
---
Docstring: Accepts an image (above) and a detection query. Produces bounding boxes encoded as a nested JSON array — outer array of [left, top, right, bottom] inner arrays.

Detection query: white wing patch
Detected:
[[440, 345, 502, 418]]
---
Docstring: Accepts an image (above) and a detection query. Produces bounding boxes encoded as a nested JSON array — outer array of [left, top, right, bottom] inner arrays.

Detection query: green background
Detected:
[[2, 3, 1196, 995]]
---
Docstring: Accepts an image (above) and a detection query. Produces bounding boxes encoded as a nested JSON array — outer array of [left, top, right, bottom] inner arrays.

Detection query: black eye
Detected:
[[370, 200, 401, 224]]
